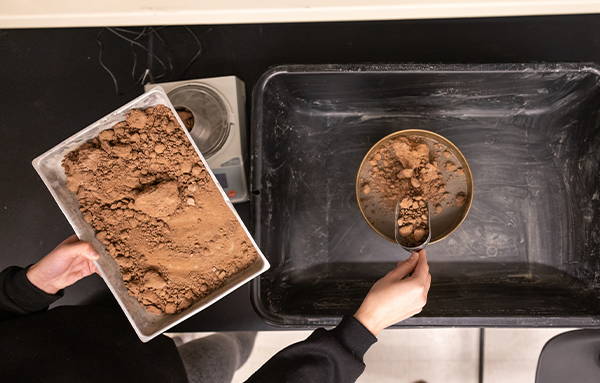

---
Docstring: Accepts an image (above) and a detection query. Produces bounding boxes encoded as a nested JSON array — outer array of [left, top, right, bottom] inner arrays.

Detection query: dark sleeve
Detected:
[[246, 315, 377, 383], [0, 265, 64, 321]]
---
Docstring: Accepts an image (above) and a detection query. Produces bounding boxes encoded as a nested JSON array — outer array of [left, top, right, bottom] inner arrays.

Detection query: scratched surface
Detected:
[[250, 64, 600, 327]]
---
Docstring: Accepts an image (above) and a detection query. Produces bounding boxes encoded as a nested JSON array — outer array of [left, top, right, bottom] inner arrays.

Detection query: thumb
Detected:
[[60, 234, 80, 245], [62, 241, 99, 261], [389, 252, 420, 279]]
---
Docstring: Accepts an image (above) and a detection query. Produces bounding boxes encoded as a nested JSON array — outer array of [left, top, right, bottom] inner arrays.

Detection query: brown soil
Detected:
[[361, 136, 447, 246], [364, 136, 446, 207], [444, 162, 456, 172], [456, 192, 466, 207], [176, 109, 194, 131], [397, 196, 429, 247], [63, 105, 258, 315]]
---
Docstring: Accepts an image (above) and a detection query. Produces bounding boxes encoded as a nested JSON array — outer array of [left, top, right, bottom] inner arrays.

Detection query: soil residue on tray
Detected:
[[63, 105, 258, 315]]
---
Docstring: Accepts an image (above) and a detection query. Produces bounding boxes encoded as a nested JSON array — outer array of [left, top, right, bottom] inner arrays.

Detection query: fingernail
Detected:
[[410, 252, 419, 259], [89, 251, 100, 260]]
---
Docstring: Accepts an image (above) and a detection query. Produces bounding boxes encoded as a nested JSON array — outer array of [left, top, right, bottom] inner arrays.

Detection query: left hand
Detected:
[[27, 234, 99, 294]]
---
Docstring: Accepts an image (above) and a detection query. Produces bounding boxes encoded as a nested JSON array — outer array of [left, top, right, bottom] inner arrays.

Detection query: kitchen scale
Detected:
[[145, 76, 249, 203]]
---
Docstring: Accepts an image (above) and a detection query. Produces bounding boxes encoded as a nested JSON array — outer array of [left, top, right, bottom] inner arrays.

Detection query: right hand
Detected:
[[353, 250, 431, 336]]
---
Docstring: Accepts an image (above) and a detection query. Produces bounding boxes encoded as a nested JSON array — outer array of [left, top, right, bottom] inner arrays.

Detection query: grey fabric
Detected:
[[178, 332, 256, 383]]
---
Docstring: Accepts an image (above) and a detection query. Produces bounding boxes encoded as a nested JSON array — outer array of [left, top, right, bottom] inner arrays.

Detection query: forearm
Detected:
[[0, 265, 63, 321], [246, 315, 377, 383]]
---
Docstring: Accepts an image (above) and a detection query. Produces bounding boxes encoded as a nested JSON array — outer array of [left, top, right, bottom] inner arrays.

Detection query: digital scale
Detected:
[[145, 76, 249, 203]]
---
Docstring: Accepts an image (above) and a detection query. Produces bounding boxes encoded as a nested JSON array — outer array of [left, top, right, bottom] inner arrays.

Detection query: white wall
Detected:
[[2, 0, 600, 29]]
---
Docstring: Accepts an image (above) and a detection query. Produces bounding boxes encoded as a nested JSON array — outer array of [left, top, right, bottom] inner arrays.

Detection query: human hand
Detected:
[[354, 249, 431, 336], [26, 234, 100, 295]]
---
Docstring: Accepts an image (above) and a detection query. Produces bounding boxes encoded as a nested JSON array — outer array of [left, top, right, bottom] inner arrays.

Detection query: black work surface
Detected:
[[1, 14, 600, 331]]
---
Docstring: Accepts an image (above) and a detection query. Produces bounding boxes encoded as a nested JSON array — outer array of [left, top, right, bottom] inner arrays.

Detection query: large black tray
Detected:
[[250, 63, 600, 328]]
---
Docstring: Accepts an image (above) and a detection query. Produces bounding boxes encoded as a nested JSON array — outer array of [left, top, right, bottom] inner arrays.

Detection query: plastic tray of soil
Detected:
[[32, 86, 269, 342]]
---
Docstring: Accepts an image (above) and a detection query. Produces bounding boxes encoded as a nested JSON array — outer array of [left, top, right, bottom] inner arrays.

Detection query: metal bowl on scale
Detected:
[[167, 84, 230, 159]]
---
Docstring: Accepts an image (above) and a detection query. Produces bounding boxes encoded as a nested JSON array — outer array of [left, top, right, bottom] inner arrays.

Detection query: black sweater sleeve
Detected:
[[0, 266, 64, 321], [246, 315, 377, 383]]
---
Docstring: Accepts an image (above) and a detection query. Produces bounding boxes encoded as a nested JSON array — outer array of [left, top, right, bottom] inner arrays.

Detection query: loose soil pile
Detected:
[[63, 105, 258, 315], [361, 136, 466, 246]]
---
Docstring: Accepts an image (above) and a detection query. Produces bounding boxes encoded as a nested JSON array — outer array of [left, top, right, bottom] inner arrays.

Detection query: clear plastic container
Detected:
[[32, 86, 269, 342]]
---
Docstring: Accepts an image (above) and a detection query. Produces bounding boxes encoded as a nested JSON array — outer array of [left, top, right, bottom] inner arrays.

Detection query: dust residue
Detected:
[[63, 105, 258, 315]]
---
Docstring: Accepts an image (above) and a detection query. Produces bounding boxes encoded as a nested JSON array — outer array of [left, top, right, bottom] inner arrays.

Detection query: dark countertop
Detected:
[[1, 15, 600, 331]]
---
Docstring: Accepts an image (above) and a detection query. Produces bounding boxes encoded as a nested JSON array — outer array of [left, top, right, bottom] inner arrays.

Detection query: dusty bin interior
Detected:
[[250, 64, 600, 327]]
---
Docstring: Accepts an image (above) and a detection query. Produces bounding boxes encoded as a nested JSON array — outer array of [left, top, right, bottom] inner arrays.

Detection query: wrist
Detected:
[[26, 264, 60, 295], [354, 309, 383, 337]]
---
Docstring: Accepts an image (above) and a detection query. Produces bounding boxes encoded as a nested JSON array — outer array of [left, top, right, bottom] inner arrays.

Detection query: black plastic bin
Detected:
[[250, 63, 600, 328]]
